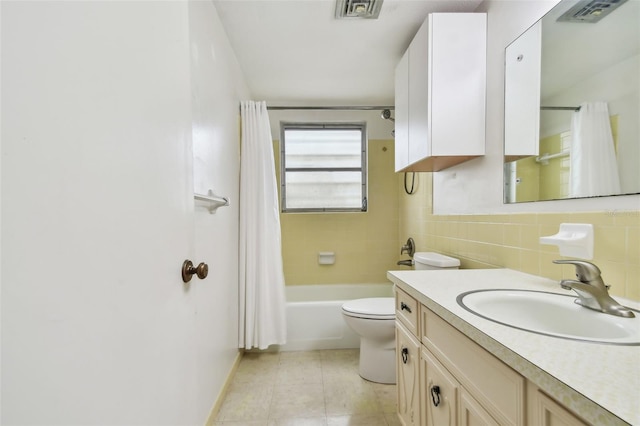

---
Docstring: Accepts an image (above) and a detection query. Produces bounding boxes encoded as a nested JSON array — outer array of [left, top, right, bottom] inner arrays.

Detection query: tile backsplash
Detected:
[[399, 173, 640, 301]]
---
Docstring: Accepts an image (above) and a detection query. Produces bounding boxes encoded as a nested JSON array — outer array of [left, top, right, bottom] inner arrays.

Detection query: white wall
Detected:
[[188, 1, 250, 421], [1, 1, 248, 424], [268, 109, 396, 141], [432, 0, 640, 214]]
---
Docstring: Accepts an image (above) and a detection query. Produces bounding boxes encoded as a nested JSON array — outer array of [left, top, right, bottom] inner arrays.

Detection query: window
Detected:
[[280, 122, 367, 212]]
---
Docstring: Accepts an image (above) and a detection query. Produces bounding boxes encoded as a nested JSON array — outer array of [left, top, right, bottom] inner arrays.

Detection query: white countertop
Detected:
[[387, 268, 640, 426]]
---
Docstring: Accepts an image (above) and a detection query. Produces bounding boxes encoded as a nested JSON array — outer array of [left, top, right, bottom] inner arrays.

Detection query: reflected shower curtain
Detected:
[[239, 101, 287, 350], [569, 101, 621, 198]]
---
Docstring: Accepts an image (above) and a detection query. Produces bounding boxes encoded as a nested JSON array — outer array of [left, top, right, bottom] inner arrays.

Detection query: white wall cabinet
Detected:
[[394, 13, 487, 172], [504, 20, 542, 161], [395, 289, 589, 426]]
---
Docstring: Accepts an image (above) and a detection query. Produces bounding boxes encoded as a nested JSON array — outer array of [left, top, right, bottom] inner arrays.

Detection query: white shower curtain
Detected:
[[238, 101, 287, 350], [569, 101, 621, 198]]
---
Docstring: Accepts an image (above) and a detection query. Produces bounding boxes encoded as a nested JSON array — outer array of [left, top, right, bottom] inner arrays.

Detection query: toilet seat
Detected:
[[341, 297, 395, 320]]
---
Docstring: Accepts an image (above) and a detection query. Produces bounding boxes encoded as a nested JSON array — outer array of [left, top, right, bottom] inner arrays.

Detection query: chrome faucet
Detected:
[[554, 260, 635, 318], [400, 238, 415, 257], [398, 238, 415, 267]]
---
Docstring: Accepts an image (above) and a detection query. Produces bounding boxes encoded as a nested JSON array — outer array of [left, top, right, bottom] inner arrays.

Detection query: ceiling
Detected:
[[540, 0, 639, 100], [212, 0, 483, 106]]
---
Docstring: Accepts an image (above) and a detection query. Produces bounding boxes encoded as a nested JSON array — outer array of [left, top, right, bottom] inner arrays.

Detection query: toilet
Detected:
[[413, 251, 460, 270], [341, 252, 460, 384], [342, 297, 396, 384]]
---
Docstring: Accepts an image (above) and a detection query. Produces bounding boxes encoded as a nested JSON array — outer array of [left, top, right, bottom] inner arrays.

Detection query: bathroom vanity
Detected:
[[389, 268, 639, 426]]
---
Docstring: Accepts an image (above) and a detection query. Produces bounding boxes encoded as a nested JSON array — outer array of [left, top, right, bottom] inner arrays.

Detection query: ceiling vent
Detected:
[[335, 0, 383, 19], [557, 0, 629, 23]]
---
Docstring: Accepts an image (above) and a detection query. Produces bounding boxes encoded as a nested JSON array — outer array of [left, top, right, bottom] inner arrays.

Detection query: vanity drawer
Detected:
[[395, 288, 419, 336], [422, 307, 526, 426]]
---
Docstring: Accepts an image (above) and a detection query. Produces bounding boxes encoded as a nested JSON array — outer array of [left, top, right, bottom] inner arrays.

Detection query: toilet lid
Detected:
[[342, 297, 395, 320]]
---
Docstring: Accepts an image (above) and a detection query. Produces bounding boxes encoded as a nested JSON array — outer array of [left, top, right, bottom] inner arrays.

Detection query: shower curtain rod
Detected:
[[541, 106, 581, 111], [266, 105, 394, 111]]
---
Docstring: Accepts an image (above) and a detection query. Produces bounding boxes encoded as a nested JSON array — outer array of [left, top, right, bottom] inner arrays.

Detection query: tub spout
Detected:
[[397, 259, 413, 267]]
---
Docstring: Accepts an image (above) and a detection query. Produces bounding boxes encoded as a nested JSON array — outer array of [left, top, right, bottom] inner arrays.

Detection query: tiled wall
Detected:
[[278, 139, 399, 285], [398, 173, 640, 301]]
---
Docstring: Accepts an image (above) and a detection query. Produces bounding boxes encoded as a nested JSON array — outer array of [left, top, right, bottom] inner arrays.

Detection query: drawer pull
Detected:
[[401, 347, 409, 364], [430, 385, 441, 407], [400, 302, 412, 313]]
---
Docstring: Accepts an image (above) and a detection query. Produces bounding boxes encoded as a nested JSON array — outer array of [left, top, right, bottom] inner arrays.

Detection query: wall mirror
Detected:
[[503, 0, 639, 203]]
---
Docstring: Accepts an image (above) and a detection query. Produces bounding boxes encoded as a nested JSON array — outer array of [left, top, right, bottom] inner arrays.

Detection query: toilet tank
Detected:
[[414, 252, 460, 270]]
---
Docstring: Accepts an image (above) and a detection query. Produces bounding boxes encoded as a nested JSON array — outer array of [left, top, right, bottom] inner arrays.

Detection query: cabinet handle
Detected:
[[401, 347, 409, 364], [430, 385, 441, 407], [400, 302, 412, 313]]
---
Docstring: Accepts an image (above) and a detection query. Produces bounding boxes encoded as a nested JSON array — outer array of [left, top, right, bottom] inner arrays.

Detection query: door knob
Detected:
[[181, 260, 208, 283]]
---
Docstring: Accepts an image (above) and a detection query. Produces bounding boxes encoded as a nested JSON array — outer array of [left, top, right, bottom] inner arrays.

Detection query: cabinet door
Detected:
[[422, 308, 526, 425], [408, 15, 430, 164], [533, 391, 588, 426], [421, 348, 459, 426], [459, 389, 500, 426], [504, 20, 541, 160], [395, 49, 410, 172], [430, 13, 486, 157], [396, 321, 421, 426]]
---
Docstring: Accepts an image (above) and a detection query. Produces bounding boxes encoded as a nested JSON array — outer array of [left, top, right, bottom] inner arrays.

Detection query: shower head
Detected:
[[381, 109, 395, 122]]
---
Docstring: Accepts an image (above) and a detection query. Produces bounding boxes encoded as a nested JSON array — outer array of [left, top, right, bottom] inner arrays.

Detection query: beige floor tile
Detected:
[[324, 380, 383, 416], [242, 351, 281, 364], [321, 352, 360, 384], [369, 383, 397, 414], [216, 349, 399, 424], [277, 363, 324, 385], [216, 383, 273, 422], [280, 350, 323, 363], [326, 414, 389, 425], [320, 349, 359, 360], [270, 383, 326, 419], [233, 352, 281, 384], [272, 417, 327, 426]]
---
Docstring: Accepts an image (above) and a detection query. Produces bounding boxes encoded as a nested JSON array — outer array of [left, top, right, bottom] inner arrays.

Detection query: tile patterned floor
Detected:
[[214, 349, 401, 426]]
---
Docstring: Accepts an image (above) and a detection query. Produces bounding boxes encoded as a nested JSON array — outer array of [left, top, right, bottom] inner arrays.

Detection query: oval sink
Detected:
[[457, 289, 640, 345]]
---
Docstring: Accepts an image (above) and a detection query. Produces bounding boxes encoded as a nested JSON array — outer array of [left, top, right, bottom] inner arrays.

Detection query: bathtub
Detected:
[[276, 283, 394, 352]]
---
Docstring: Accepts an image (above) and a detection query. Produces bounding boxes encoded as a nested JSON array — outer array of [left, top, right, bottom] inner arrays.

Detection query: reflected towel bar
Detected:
[[536, 150, 570, 164], [194, 191, 229, 214], [540, 106, 581, 111]]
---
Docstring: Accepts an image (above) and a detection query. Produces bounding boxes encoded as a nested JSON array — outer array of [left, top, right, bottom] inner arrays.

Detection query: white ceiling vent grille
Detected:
[[557, 0, 629, 23], [335, 0, 384, 19]]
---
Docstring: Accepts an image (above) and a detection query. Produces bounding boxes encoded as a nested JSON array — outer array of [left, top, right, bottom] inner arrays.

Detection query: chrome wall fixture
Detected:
[[400, 238, 415, 257], [381, 109, 395, 122], [194, 190, 229, 214]]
